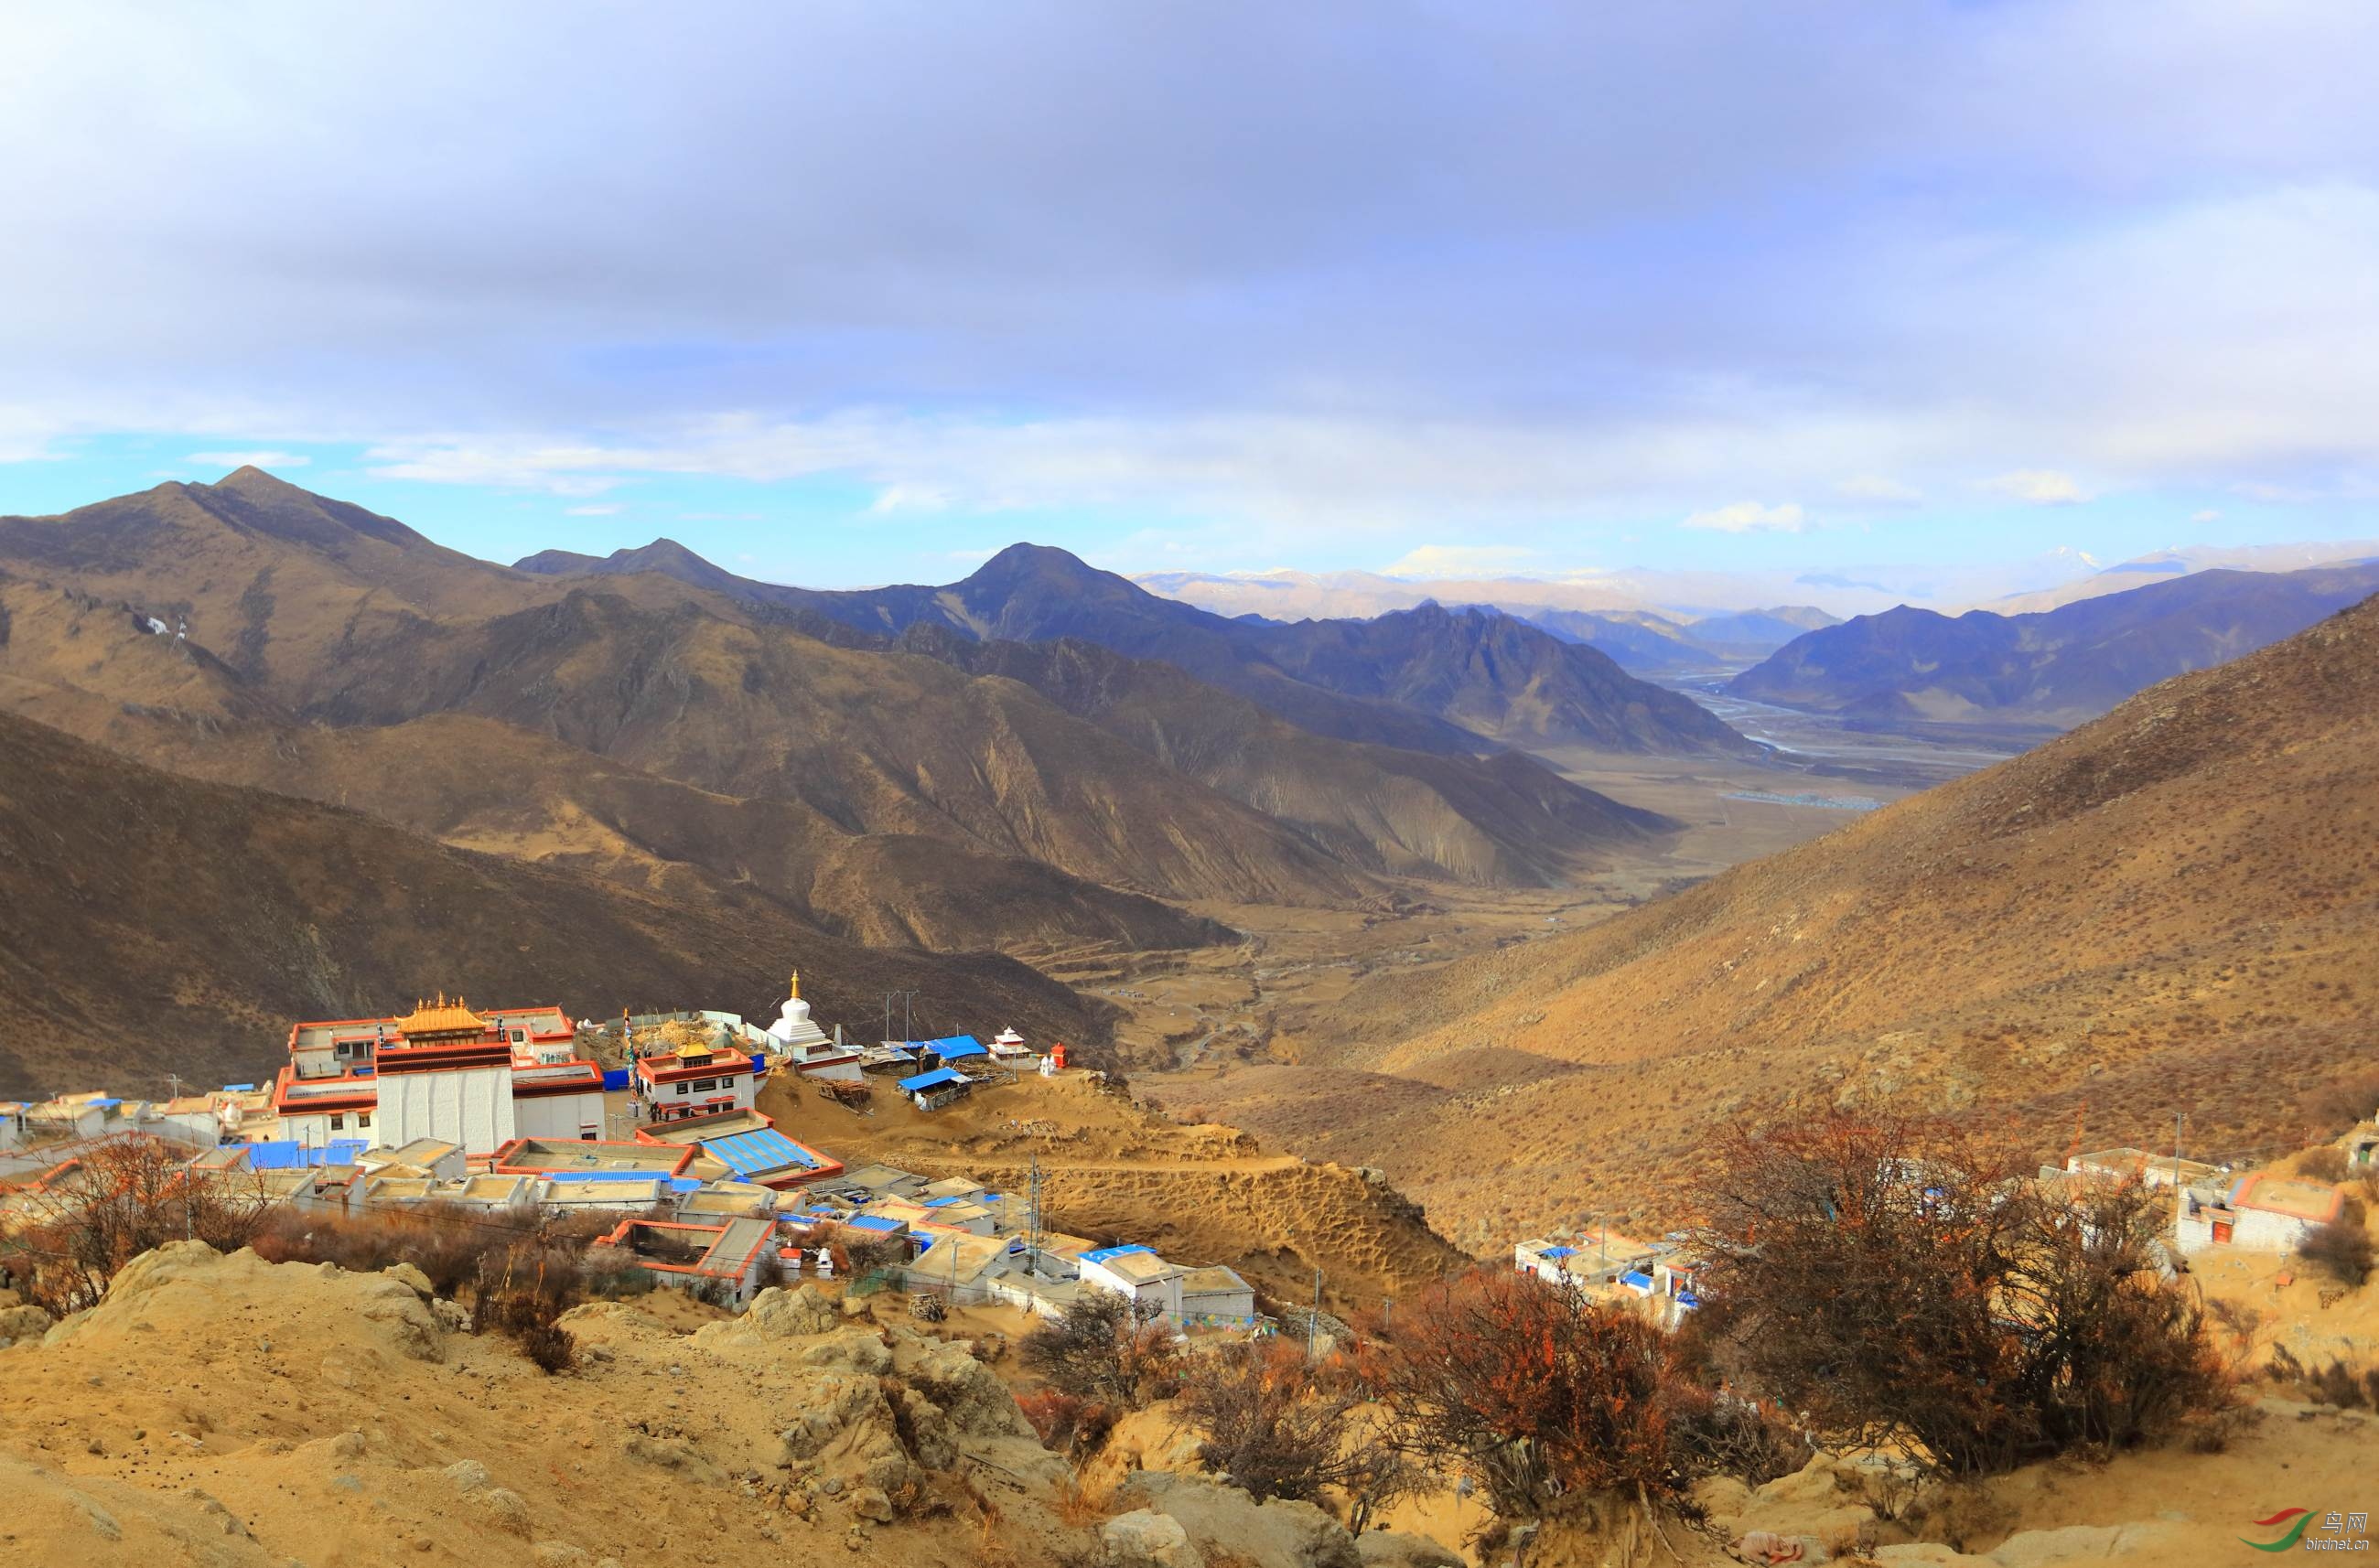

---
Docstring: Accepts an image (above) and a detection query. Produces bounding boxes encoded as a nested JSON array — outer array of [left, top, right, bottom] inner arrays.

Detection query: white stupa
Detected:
[[766, 970, 831, 1051]]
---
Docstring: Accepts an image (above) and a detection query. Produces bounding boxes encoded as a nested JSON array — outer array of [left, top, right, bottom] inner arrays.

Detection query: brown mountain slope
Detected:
[[0, 706, 1108, 1101], [0, 579, 1228, 955], [1213, 595, 2379, 1249], [896, 628, 1675, 886], [298, 588, 1383, 908]]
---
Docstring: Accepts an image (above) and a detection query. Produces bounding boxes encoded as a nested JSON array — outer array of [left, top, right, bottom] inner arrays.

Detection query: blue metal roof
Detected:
[[543, 1169, 666, 1183], [845, 1215, 905, 1232], [897, 1067, 965, 1093], [926, 1035, 987, 1059], [1080, 1244, 1156, 1265], [1540, 1245, 1577, 1260], [236, 1138, 369, 1170], [221, 1083, 257, 1092], [703, 1127, 820, 1177], [1620, 1270, 1655, 1293], [87, 1098, 123, 1110], [921, 1193, 977, 1208]]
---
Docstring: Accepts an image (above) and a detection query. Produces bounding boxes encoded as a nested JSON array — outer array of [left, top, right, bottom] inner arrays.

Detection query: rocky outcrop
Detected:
[[1114, 1471, 1361, 1568]]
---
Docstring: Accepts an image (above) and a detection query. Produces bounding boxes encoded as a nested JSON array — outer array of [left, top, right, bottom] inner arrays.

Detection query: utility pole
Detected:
[[2173, 1112, 2189, 1233], [165, 1072, 184, 1102], [1307, 1263, 1323, 1360]]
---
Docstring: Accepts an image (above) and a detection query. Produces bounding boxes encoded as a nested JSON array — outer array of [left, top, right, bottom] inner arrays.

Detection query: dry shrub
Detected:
[[1175, 1342, 1422, 1530], [1694, 1112, 2235, 1480], [1017, 1388, 1116, 1462], [5, 1135, 276, 1316], [2300, 1217, 2374, 1287], [2296, 1147, 2352, 1185], [2265, 1346, 2379, 1411], [1020, 1291, 1179, 1410], [1363, 1268, 1686, 1518]]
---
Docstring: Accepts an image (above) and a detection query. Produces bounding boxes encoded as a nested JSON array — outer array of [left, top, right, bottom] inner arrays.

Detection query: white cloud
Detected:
[[1680, 500, 1807, 533], [867, 483, 953, 515], [1984, 469, 2088, 506], [2190, 508, 2222, 522], [1381, 543, 1535, 577], [1835, 474, 1922, 506], [564, 502, 623, 516], [188, 448, 309, 469]]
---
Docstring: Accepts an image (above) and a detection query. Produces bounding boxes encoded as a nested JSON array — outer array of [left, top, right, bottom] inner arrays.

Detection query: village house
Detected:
[[364, 1137, 466, 1182], [631, 1034, 758, 1124], [1078, 1244, 1190, 1318], [633, 1114, 843, 1190], [2176, 1172, 2347, 1254], [1178, 1265, 1258, 1326], [897, 1066, 971, 1112], [490, 1137, 703, 1182], [2066, 1146, 2225, 1190], [593, 1216, 777, 1307]]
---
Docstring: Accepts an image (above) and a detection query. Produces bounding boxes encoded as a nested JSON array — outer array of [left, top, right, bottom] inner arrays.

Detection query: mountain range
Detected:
[[0, 469, 1794, 1092], [1181, 590, 2379, 1244], [519, 539, 1754, 757], [1729, 561, 2379, 730], [1135, 541, 2379, 625]]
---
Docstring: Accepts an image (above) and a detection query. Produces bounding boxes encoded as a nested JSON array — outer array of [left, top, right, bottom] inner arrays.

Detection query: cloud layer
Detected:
[[2, 2, 2375, 569]]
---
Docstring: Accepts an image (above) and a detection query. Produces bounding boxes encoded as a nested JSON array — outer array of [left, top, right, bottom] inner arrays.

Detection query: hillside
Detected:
[[0, 706, 1106, 1101], [897, 628, 1674, 885], [1194, 595, 2379, 1248], [522, 539, 1756, 757], [1731, 562, 2379, 728]]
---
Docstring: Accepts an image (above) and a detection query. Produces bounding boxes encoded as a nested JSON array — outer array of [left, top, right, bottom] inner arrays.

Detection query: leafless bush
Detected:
[[1020, 1290, 1179, 1409], [2300, 1217, 2374, 1287], [5, 1135, 274, 1316], [1693, 1112, 2234, 1480], [1362, 1268, 1686, 1518]]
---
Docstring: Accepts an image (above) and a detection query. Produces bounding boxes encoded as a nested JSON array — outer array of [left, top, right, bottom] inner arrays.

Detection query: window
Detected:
[[359, 1112, 371, 1128], [691, 1078, 716, 1092], [329, 1114, 344, 1130], [581, 1131, 597, 1141], [675, 1082, 688, 1095]]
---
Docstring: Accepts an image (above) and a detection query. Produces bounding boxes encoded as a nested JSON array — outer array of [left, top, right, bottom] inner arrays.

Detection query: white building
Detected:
[[1179, 1265, 1257, 1326], [1078, 1244, 1188, 1318], [2176, 1173, 2346, 1254], [272, 998, 603, 1157]]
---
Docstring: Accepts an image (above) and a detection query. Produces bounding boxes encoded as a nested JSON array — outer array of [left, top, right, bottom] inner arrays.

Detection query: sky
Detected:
[[2, 2, 2376, 590]]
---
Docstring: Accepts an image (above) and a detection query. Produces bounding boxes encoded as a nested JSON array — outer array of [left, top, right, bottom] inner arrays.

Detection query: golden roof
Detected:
[[673, 1039, 715, 1061], [393, 993, 487, 1036]]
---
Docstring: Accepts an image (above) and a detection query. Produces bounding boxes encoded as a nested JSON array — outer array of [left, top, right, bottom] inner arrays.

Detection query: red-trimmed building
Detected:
[[632, 1037, 757, 1123], [273, 997, 604, 1156], [592, 1216, 778, 1307]]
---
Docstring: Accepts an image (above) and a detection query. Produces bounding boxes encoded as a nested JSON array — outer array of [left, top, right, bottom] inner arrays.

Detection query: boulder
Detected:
[[1986, 1521, 2185, 1567], [693, 1283, 842, 1347], [798, 1331, 892, 1375], [1103, 1509, 1206, 1568], [0, 1304, 52, 1343], [1117, 1472, 1360, 1568], [1354, 1530, 1465, 1567]]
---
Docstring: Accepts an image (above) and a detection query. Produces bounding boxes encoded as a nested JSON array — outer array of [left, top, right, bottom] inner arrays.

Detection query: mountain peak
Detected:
[[208, 465, 311, 498]]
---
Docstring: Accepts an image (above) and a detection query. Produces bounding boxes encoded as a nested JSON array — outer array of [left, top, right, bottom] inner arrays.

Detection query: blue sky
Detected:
[[3, 4, 2375, 590]]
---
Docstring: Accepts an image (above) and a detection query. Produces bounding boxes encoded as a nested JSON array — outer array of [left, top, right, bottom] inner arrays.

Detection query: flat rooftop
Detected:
[[2233, 1173, 2345, 1223], [492, 1138, 693, 1175]]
